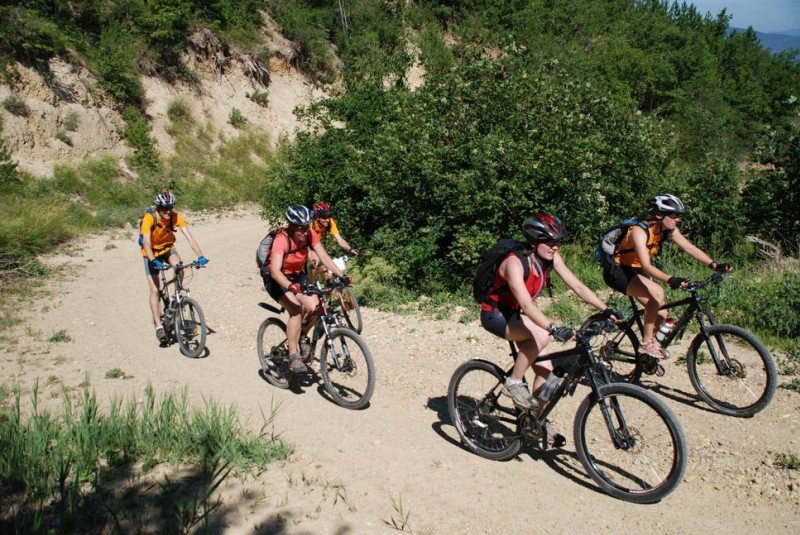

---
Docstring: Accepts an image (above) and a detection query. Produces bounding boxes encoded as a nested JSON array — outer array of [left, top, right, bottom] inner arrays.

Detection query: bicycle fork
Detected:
[[696, 317, 735, 376]]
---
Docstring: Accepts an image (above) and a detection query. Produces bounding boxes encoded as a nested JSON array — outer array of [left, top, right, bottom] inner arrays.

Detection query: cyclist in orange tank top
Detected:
[[601, 194, 732, 359], [308, 202, 359, 282]]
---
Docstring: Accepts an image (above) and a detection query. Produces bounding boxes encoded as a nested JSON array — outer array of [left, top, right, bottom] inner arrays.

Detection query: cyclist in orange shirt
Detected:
[[308, 202, 359, 282], [140, 191, 207, 343]]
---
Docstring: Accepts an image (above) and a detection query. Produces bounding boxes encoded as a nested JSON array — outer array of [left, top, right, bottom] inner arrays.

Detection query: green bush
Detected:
[[2, 94, 28, 117], [229, 107, 247, 128], [63, 111, 79, 132], [247, 90, 269, 107]]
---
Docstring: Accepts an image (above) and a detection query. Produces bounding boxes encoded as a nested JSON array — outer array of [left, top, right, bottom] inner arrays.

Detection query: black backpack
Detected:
[[595, 218, 649, 264], [137, 206, 176, 248], [472, 239, 532, 304], [256, 227, 292, 276]]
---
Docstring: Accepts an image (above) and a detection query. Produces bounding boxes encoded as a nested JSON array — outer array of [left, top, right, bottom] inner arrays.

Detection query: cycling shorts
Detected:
[[480, 306, 520, 338], [144, 249, 177, 276], [602, 258, 644, 294], [263, 272, 310, 303]]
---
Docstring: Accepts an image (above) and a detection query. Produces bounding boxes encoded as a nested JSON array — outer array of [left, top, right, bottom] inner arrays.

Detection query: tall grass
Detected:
[[0, 381, 290, 532]]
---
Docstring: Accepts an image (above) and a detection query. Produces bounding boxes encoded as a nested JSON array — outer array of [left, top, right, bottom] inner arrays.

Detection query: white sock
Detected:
[[155, 323, 163, 331], [505, 378, 522, 385]]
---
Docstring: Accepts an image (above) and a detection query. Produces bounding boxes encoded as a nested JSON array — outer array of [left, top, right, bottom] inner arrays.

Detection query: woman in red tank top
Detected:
[[479, 213, 620, 447]]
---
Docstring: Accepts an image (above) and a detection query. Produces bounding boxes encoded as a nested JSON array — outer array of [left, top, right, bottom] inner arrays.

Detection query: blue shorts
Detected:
[[480, 307, 520, 338], [143, 249, 177, 276]]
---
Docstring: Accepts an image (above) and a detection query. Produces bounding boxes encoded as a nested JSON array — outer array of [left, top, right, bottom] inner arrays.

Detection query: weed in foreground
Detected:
[[0, 381, 291, 532], [387, 494, 411, 531]]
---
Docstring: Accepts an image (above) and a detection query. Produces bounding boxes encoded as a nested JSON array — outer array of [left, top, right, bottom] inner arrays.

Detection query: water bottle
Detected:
[[537, 373, 563, 403], [656, 318, 675, 344]]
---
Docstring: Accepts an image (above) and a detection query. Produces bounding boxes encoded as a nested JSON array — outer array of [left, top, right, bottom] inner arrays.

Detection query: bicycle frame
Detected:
[[508, 320, 634, 448], [158, 262, 195, 317], [259, 282, 352, 368], [622, 273, 738, 376]]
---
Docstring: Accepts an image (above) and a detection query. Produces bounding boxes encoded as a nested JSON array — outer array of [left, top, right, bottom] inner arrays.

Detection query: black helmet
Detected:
[[522, 213, 567, 243], [285, 204, 312, 226], [648, 194, 686, 215]]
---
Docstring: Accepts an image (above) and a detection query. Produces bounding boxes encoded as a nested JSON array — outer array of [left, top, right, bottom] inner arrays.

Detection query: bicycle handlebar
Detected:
[[157, 260, 206, 272], [682, 272, 729, 292]]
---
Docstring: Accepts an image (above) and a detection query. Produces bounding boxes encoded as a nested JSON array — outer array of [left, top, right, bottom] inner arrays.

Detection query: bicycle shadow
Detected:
[[637, 380, 719, 415], [427, 395, 619, 499]]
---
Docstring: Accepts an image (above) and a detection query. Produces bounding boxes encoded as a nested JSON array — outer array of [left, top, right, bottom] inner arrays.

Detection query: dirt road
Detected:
[[3, 206, 798, 534]]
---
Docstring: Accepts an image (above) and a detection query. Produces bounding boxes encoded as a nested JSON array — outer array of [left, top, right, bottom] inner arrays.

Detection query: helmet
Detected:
[[522, 213, 567, 243], [285, 204, 312, 226], [648, 194, 686, 215], [154, 191, 175, 208], [313, 202, 331, 219]]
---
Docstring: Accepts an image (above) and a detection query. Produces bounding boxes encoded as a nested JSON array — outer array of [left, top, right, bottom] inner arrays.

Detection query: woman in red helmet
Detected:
[[480, 213, 620, 447], [308, 201, 359, 281]]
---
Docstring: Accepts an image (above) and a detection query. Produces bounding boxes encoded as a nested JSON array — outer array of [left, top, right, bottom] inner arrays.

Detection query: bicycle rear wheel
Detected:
[[687, 324, 777, 418], [175, 297, 207, 358], [447, 359, 522, 461], [599, 323, 643, 383], [320, 328, 375, 409], [339, 286, 363, 333], [256, 318, 291, 389], [574, 383, 687, 503]]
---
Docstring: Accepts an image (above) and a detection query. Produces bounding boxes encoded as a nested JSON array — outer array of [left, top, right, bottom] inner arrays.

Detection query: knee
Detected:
[[657, 309, 669, 322], [649, 285, 666, 307]]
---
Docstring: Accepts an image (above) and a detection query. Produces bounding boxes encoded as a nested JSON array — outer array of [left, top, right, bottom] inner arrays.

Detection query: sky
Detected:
[[688, 0, 800, 33]]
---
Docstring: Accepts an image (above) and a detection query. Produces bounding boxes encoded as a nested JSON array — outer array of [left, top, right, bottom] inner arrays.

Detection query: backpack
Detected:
[[595, 218, 649, 264], [137, 206, 176, 248], [472, 239, 532, 304], [256, 227, 292, 276]]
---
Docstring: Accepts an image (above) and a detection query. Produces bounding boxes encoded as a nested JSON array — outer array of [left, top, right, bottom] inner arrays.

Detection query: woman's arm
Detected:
[[311, 242, 344, 278], [669, 228, 715, 266]]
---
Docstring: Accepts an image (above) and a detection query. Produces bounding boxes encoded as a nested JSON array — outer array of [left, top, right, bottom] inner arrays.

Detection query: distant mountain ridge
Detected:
[[731, 27, 800, 57]]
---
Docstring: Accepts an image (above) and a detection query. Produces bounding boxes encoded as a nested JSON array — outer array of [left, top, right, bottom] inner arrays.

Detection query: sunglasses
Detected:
[[543, 240, 562, 247], [294, 225, 309, 232], [157, 205, 174, 211]]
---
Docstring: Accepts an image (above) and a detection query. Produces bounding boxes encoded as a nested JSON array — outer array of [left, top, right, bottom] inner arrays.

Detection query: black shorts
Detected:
[[262, 272, 310, 303], [602, 257, 644, 294], [480, 306, 520, 338]]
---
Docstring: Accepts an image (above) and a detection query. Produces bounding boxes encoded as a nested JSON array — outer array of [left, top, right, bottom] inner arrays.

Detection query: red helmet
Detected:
[[522, 213, 567, 243], [313, 202, 331, 218]]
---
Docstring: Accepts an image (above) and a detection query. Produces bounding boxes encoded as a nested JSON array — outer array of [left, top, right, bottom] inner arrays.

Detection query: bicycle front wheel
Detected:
[[687, 324, 777, 418], [574, 383, 687, 503], [447, 359, 522, 461], [175, 297, 207, 358], [339, 286, 363, 333], [256, 318, 291, 390], [320, 328, 375, 409], [600, 323, 643, 383]]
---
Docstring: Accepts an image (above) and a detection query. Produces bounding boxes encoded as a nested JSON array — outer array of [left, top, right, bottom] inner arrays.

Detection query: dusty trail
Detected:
[[2, 205, 798, 534]]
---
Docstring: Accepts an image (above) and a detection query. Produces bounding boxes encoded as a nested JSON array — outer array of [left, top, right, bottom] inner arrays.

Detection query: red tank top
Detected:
[[480, 253, 547, 312]]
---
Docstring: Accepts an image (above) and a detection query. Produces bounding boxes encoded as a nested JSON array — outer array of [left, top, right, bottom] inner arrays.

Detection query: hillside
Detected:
[[0, 18, 328, 177]]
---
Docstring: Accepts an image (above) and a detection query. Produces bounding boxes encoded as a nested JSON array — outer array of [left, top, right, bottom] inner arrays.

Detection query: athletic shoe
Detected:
[[156, 327, 167, 343], [289, 353, 308, 374], [503, 379, 537, 410], [640, 338, 668, 360]]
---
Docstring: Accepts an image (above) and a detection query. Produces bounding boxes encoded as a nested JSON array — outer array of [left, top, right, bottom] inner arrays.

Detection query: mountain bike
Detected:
[[447, 314, 687, 503], [256, 279, 375, 409], [157, 260, 207, 358], [599, 272, 777, 418], [323, 255, 362, 333]]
